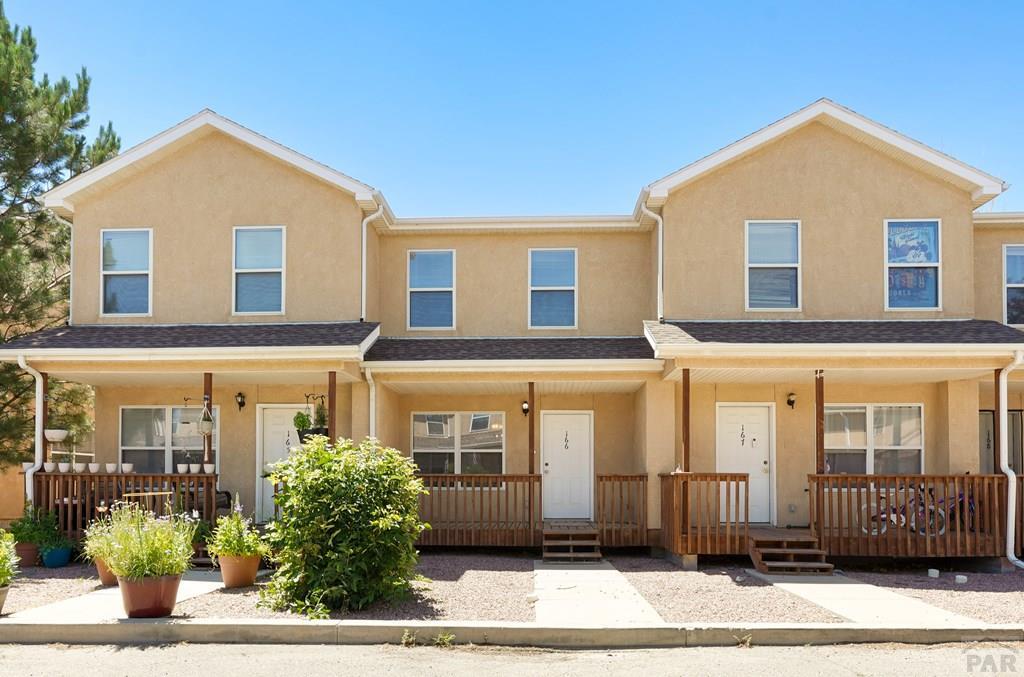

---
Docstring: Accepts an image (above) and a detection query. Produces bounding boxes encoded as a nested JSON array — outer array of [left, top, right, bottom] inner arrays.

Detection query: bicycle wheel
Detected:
[[860, 503, 888, 535], [914, 507, 946, 536]]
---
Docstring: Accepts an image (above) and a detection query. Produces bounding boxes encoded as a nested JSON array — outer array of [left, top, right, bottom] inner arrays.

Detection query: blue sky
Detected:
[[9, 1, 1024, 216]]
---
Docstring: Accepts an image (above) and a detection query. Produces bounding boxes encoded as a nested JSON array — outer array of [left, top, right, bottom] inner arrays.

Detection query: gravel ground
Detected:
[[607, 556, 843, 623], [1, 564, 102, 616], [176, 552, 536, 622], [843, 566, 1024, 624]]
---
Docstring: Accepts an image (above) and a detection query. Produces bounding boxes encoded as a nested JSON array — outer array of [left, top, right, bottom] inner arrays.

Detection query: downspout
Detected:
[[640, 203, 664, 321], [365, 368, 376, 439], [17, 355, 44, 503], [998, 350, 1024, 569], [360, 203, 385, 322]]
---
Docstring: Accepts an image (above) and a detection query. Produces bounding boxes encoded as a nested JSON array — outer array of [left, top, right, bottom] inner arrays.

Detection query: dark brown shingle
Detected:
[[364, 337, 655, 361], [666, 320, 1024, 344]]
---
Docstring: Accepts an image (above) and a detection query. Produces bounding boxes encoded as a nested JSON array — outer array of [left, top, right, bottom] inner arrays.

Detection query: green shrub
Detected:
[[0, 531, 19, 587], [93, 503, 197, 580], [260, 436, 427, 618], [9, 504, 58, 545], [207, 496, 269, 562]]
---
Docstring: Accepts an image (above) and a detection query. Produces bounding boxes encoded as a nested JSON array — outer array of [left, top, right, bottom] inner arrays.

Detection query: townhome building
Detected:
[[4, 98, 1024, 571]]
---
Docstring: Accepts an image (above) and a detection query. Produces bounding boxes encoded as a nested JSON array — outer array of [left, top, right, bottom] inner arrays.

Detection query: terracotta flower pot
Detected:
[[217, 554, 261, 588], [116, 574, 182, 618], [0, 585, 8, 616], [14, 542, 38, 567], [95, 559, 117, 587]]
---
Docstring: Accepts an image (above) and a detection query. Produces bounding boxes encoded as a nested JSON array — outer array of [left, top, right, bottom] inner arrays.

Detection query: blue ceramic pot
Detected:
[[41, 546, 72, 568]]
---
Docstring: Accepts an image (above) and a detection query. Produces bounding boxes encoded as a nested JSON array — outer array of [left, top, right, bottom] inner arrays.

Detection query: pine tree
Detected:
[[0, 3, 120, 465]]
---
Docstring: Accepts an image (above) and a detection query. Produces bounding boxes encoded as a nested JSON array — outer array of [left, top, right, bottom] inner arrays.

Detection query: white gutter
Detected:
[[365, 368, 376, 438], [639, 203, 664, 321], [997, 350, 1024, 569], [360, 203, 385, 322], [17, 355, 44, 503]]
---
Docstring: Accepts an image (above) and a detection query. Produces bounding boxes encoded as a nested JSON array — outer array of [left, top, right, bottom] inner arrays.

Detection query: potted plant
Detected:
[[81, 514, 117, 586], [207, 497, 268, 588], [0, 530, 18, 615], [312, 401, 329, 436], [8, 504, 49, 566], [293, 410, 313, 441], [40, 532, 74, 568], [96, 502, 197, 618]]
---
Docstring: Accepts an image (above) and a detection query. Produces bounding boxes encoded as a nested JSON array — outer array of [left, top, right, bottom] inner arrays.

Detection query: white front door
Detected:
[[257, 406, 300, 523], [541, 411, 593, 519], [716, 404, 773, 523]]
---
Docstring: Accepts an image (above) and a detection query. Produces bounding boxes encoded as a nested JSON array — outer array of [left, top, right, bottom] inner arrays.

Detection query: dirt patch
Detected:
[[607, 556, 843, 623], [175, 552, 536, 622], [2, 564, 103, 616], [843, 566, 1024, 624]]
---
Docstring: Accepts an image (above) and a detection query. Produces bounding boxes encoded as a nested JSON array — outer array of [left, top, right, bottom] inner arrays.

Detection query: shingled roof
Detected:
[[646, 319, 1024, 346], [1, 322, 379, 351], [364, 337, 655, 361]]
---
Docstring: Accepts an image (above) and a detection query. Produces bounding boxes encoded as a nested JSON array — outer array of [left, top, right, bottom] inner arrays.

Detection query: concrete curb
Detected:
[[0, 618, 1022, 648]]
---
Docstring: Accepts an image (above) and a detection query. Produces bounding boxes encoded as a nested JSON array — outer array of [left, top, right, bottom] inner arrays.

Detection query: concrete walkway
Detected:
[[10, 570, 224, 622], [532, 561, 662, 626], [748, 570, 981, 627]]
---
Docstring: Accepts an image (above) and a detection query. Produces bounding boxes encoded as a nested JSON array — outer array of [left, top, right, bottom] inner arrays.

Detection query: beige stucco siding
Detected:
[[71, 131, 365, 324], [662, 122, 976, 320], [376, 231, 653, 336], [974, 224, 1024, 323]]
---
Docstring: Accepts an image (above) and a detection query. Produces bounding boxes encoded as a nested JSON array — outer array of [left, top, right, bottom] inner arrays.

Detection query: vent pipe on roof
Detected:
[[640, 203, 664, 321], [998, 350, 1024, 570], [17, 355, 44, 503], [360, 203, 385, 322]]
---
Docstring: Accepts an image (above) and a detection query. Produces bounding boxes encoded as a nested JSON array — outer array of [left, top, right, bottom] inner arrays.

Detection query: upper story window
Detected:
[[408, 250, 455, 329], [824, 404, 923, 475], [885, 220, 940, 310], [233, 227, 284, 314], [529, 248, 576, 328], [1005, 245, 1024, 325], [746, 221, 800, 310], [101, 228, 151, 316]]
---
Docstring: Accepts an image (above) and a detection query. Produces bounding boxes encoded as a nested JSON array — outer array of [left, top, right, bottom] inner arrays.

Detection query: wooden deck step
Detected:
[[749, 532, 834, 576], [755, 547, 826, 556], [542, 550, 602, 560], [543, 539, 600, 547], [762, 561, 835, 572], [543, 520, 601, 562]]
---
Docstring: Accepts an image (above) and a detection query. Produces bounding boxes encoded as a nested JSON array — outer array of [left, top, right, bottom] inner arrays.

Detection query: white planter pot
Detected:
[[203, 463, 216, 474], [188, 463, 201, 474], [176, 463, 189, 474], [105, 463, 118, 473], [88, 463, 100, 473], [43, 462, 56, 473], [73, 463, 87, 473], [44, 429, 69, 443], [57, 462, 70, 473], [121, 463, 134, 473]]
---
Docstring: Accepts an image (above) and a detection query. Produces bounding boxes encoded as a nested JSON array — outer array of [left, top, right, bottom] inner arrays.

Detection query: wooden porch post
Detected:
[[203, 372, 213, 464], [327, 370, 337, 439], [680, 368, 690, 472], [994, 368, 1002, 473], [528, 381, 536, 474], [41, 371, 49, 441], [814, 370, 825, 474]]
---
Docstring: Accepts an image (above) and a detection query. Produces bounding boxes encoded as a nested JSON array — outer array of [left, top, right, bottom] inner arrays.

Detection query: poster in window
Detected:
[[887, 221, 938, 263], [888, 267, 938, 308]]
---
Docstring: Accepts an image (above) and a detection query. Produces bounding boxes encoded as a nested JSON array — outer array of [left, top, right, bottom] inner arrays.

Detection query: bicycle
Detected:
[[859, 482, 974, 536]]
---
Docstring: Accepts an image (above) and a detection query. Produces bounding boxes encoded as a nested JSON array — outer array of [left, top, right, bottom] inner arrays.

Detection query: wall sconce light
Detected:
[[235, 392, 246, 411], [521, 401, 530, 416], [786, 392, 797, 409]]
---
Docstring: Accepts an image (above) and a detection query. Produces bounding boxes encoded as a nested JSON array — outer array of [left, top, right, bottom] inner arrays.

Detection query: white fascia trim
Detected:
[[42, 109, 380, 215], [386, 214, 644, 233], [975, 212, 1024, 226], [359, 358, 664, 373], [643, 98, 1006, 206], [0, 345, 366, 362], [357, 325, 381, 359], [649, 343, 1024, 359]]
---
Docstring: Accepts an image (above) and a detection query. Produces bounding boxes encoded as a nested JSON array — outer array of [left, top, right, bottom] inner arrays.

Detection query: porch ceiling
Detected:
[[690, 366, 995, 384], [382, 379, 645, 395]]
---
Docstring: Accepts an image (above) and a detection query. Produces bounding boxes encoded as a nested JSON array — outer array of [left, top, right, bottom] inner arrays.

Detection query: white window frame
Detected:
[[118, 405, 221, 475], [410, 411, 506, 474], [407, 249, 456, 330], [232, 225, 286, 316], [824, 403, 925, 475], [883, 218, 941, 312], [744, 219, 801, 312], [528, 247, 578, 329], [1003, 244, 1024, 326], [99, 227, 153, 317]]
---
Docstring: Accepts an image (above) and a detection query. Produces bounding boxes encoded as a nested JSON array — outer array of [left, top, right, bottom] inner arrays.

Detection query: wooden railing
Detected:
[[596, 474, 648, 546], [808, 474, 1007, 558], [416, 474, 542, 547], [1019, 477, 1023, 559], [660, 473, 750, 555], [34, 471, 218, 540]]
